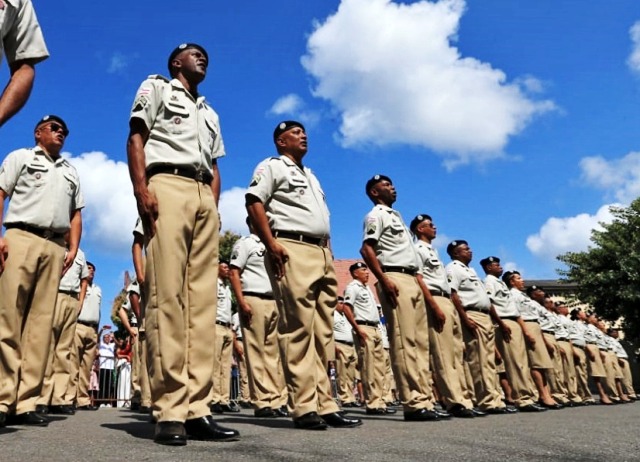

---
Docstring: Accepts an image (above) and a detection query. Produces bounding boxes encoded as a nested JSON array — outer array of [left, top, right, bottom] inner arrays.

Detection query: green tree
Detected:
[[219, 230, 242, 262], [558, 198, 640, 340]]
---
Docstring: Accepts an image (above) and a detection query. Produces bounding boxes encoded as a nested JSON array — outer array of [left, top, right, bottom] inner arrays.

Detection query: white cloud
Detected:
[[219, 187, 249, 234], [107, 52, 130, 74], [628, 21, 640, 74], [301, 0, 555, 167], [526, 204, 618, 261], [65, 151, 137, 254], [579, 151, 640, 204], [268, 93, 321, 126], [269, 94, 304, 115]]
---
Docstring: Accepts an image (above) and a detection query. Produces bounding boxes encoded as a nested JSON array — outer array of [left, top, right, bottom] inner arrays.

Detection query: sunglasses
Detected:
[[46, 123, 69, 137]]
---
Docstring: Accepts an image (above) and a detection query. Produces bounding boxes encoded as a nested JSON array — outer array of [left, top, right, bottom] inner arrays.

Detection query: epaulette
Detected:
[[147, 74, 170, 83]]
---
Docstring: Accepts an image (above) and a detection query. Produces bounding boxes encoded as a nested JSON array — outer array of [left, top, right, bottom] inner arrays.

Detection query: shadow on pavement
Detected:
[[101, 421, 154, 441], [0, 428, 19, 436]]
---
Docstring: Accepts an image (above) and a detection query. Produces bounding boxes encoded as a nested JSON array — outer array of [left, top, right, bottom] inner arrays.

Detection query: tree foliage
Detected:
[[558, 199, 640, 340], [219, 230, 242, 262]]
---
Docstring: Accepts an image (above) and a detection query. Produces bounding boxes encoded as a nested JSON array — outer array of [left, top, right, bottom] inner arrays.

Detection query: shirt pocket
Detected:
[[26, 162, 48, 187], [63, 172, 79, 197], [163, 93, 190, 134], [287, 174, 310, 201]]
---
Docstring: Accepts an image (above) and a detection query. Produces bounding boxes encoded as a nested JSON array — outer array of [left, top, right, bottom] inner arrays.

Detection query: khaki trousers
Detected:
[[355, 325, 386, 409], [335, 341, 358, 404], [585, 344, 606, 378], [573, 346, 592, 402], [145, 174, 219, 422], [241, 295, 284, 409], [0, 229, 65, 414], [429, 296, 473, 410], [619, 359, 636, 397], [496, 319, 536, 407], [377, 272, 433, 412], [211, 324, 233, 405], [69, 323, 98, 406], [382, 349, 395, 403], [524, 322, 553, 369], [38, 293, 80, 406], [236, 350, 250, 403], [602, 351, 621, 399], [557, 340, 582, 403], [266, 238, 340, 418], [542, 333, 569, 403], [463, 311, 503, 410], [131, 330, 151, 407]]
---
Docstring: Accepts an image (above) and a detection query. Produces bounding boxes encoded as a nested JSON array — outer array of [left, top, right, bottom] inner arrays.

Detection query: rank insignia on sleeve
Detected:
[[249, 176, 261, 187], [366, 224, 377, 235], [231, 251, 238, 260], [132, 95, 149, 112]]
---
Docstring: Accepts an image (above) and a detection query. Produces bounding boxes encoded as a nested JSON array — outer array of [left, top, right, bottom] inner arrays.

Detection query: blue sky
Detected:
[[2, 0, 640, 327]]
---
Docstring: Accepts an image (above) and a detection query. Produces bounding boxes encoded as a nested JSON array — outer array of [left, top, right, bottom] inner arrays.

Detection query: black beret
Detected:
[[409, 214, 432, 233], [446, 240, 468, 257], [34, 115, 69, 136], [365, 174, 392, 195], [526, 285, 544, 296], [502, 270, 519, 285], [349, 261, 367, 273], [168, 43, 208, 73], [479, 256, 500, 268], [273, 120, 305, 142]]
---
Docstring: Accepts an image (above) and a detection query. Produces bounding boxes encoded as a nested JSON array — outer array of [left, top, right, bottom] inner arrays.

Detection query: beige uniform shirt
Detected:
[[125, 280, 141, 325], [59, 248, 89, 293], [343, 280, 380, 323], [415, 240, 450, 294], [216, 278, 232, 325], [0, 147, 84, 232], [333, 310, 354, 344], [610, 337, 628, 359], [445, 260, 491, 310], [484, 274, 519, 318], [247, 155, 330, 238], [363, 204, 419, 269], [129, 75, 225, 173], [230, 234, 272, 296], [510, 288, 544, 322], [0, 0, 48, 65], [78, 283, 101, 324], [567, 319, 586, 347]]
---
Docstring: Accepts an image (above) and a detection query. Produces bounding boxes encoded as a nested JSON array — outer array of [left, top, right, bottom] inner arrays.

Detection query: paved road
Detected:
[[1, 403, 639, 461]]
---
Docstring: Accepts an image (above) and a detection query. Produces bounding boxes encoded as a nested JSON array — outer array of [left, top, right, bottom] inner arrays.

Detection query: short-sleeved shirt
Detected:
[[216, 278, 232, 324], [230, 234, 272, 296], [133, 216, 144, 237], [583, 323, 600, 344], [78, 283, 101, 324], [232, 312, 242, 339], [610, 337, 628, 359], [537, 308, 555, 333], [484, 274, 519, 318], [510, 289, 544, 322], [415, 240, 450, 294], [58, 248, 89, 293], [129, 75, 225, 173], [566, 319, 586, 347], [445, 260, 491, 310], [343, 280, 380, 323], [594, 328, 609, 350], [0, 0, 49, 66], [124, 280, 141, 325], [363, 204, 419, 269], [333, 310, 354, 344], [246, 155, 330, 238], [0, 147, 84, 232], [552, 313, 569, 339]]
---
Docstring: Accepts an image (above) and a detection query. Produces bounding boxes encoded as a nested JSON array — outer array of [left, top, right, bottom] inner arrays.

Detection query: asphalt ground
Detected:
[[1, 402, 639, 461]]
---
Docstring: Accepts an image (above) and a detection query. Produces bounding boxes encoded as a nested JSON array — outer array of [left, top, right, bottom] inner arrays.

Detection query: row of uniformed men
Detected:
[[330, 216, 637, 418]]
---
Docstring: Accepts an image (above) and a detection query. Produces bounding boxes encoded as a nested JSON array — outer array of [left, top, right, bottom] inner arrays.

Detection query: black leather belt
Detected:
[[274, 231, 328, 247], [524, 319, 539, 324], [336, 339, 354, 346], [466, 306, 490, 314], [242, 291, 274, 300], [575, 344, 586, 349], [430, 289, 450, 299], [542, 330, 555, 335], [586, 342, 597, 345], [557, 338, 570, 342], [356, 320, 378, 327], [77, 320, 98, 329], [5, 223, 64, 240], [382, 266, 417, 276], [501, 316, 520, 321], [216, 320, 231, 328], [147, 165, 213, 185], [59, 289, 79, 299]]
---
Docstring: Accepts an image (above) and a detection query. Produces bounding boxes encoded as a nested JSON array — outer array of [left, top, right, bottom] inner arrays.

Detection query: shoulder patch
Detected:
[[148, 74, 170, 82]]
